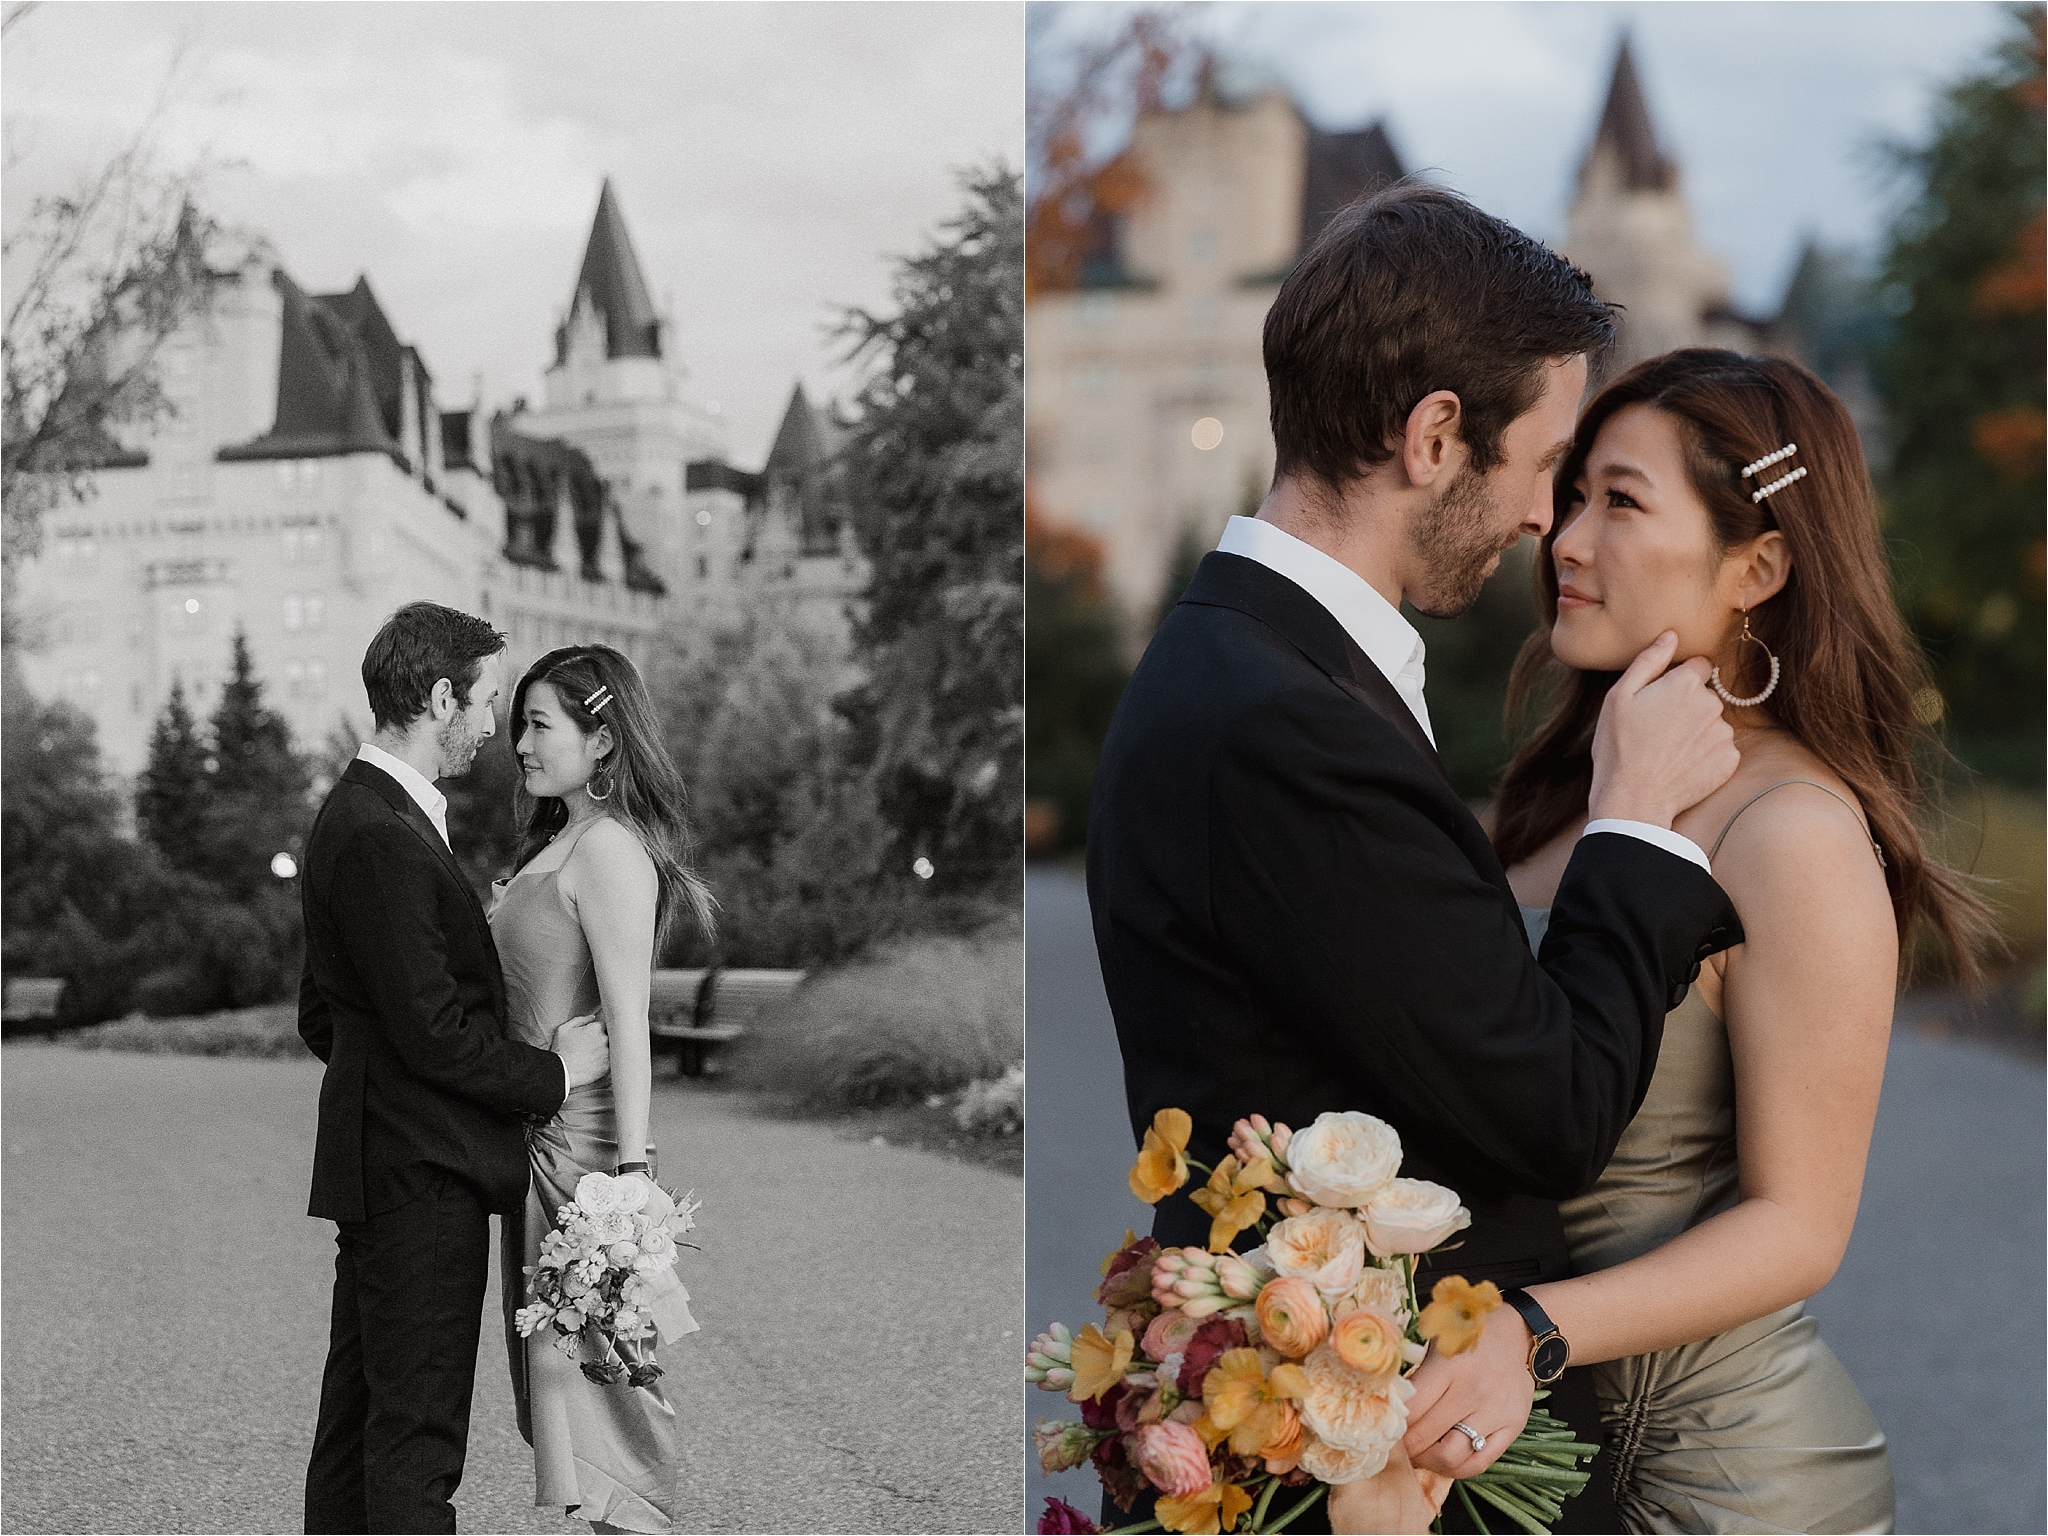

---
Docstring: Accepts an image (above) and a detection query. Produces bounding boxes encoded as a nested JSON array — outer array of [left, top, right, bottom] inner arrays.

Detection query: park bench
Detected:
[[1, 977, 66, 1033], [648, 967, 806, 1077]]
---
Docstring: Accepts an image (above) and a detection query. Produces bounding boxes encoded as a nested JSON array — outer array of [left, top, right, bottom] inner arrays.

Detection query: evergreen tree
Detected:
[[134, 679, 210, 873], [836, 167, 1024, 899], [196, 629, 312, 899], [1024, 504, 1128, 855], [1874, 5, 2045, 783]]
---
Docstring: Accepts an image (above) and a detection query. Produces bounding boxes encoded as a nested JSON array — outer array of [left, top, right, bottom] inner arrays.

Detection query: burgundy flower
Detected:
[[1092, 1433, 1149, 1514], [1095, 1236, 1163, 1310], [1080, 1382, 1128, 1432], [1176, 1316, 1248, 1397], [1037, 1497, 1101, 1534]]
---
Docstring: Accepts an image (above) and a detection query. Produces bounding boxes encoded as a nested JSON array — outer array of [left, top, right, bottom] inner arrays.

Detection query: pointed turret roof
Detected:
[[218, 269, 404, 465], [764, 382, 830, 477], [1301, 119, 1406, 248], [1582, 35, 1674, 192], [568, 179, 662, 360]]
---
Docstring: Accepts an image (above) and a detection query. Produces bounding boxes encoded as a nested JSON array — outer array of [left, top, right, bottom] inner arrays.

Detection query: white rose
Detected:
[[1360, 1178, 1471, 1257], [1298, 1433, 1390, 1486], [607, 1240, 640, 1267], [610, 1174, 651, 1215], [575, 1172, 623, 1216], [638, 1225, 677, 1262], [591, 1209, 635, 1245], [1285, 1112, 1403, 1209]]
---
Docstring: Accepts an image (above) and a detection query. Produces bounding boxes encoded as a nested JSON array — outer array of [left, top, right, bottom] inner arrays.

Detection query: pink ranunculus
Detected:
[[1143, 1308, 1201, 1362], [1130, 1420, 1213, 1499]]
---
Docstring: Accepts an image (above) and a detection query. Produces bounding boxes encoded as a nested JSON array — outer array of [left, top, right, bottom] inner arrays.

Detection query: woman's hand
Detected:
[[1326, 1444, 1453, 1534]]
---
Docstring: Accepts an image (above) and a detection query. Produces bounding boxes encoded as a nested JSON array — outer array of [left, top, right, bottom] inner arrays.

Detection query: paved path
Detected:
[[1023, 865, 2047, 1535], [2, 1047, 1022, 1535]]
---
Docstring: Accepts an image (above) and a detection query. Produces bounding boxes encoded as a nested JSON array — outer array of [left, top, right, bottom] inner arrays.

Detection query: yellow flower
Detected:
[[1201, 1347, 1311, 1458], [1157, 1474, 1256, 1535], [1189, 1154, 1269, 1253], [1066, 1323, 1135, 1402], [1130, 1108, 1194, 1204], [1416, 1275, 1503, 1357]]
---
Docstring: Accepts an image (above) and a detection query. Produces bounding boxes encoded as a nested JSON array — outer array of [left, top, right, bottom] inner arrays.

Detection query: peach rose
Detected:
[[1144, 1308, 1200, 1363], [1260, 1402, 1307, 1473], [1338, 1264, 1409, 1321], [1329, 1309, 1404, 1388], [1130, 1420, 1212, 1499], [1254, 1276, 1329, 1358], [1298, 1431, 1388, 1486], [1297, 1344, 1415, 1456], [1265, 1207, 1367, 1298]]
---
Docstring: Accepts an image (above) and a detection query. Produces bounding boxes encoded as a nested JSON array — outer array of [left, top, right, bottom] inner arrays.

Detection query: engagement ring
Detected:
[[1451, 1421, 1486, 1454]]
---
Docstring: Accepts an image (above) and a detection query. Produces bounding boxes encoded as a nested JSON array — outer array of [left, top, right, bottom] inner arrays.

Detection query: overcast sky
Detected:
[[4, 2, 1022, 466], [1030, 1, 2013, 313]]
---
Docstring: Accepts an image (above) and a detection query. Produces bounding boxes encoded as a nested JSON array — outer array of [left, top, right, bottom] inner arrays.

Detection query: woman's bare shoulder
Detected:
[[561, 816, 658, 899]]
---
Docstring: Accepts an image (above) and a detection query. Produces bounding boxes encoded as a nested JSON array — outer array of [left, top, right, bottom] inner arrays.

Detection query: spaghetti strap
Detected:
[[1708, 779, 1885, 866]]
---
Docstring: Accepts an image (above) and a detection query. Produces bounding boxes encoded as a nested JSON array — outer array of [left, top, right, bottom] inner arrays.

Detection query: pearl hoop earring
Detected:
[[586, 758, 616, 802], [1710, 611, 1781, 708]]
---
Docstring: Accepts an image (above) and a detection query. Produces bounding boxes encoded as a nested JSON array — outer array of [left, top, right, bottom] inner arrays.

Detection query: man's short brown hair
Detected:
[[1264, 180, 1615, 488]]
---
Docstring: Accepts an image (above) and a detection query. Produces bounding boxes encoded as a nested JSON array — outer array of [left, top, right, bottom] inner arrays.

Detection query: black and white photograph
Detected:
[[2, 4, 1025, 1533]]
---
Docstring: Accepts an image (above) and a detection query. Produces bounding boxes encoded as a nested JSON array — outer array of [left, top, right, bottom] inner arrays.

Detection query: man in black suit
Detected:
[[300, 602, 612, 1534], [1088, 183, 1744, 1531]]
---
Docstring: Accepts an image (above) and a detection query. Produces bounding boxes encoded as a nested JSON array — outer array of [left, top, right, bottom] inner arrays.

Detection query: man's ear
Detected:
[[428, 677, 458, 722], [1401, 390, 1465, 489]]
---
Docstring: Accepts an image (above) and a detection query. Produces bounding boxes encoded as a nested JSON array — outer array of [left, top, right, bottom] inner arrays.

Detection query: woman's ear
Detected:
[[1732, 529, 1791, 610], [593, 723, 616, 762]]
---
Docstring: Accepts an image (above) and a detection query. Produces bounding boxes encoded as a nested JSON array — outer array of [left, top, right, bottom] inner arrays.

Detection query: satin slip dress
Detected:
[[490, 817, 700, 1532], [1522, 781, 1895, 1534]]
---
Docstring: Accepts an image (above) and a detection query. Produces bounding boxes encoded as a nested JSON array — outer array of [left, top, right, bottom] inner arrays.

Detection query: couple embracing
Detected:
[[298, 603, 714, 1532], [1090, 182, 1982, 1532]]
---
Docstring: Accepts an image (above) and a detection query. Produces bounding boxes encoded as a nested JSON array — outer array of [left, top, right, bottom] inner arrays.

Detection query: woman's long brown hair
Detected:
[[1491, 349, 1991, 985], [510, 644, 717, 955]]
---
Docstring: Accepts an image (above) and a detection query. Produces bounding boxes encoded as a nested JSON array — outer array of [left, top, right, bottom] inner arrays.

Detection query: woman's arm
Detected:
[[1525, 785, 1896, 1364], [561, 819, 661, 1167]]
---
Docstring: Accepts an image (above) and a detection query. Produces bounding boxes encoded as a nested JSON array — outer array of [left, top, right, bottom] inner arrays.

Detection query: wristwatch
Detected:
[[1500, 1288, 1570, 1386]]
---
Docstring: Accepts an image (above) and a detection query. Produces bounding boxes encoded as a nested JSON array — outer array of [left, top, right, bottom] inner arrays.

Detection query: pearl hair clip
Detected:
[[582, 685, 614, 715], [1741, 443, 1805, 504]]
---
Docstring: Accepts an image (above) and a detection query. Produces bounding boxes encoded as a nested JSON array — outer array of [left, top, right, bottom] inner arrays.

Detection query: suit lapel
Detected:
[[1181, 552, 1452, 787], [344, 759, 495, 931]]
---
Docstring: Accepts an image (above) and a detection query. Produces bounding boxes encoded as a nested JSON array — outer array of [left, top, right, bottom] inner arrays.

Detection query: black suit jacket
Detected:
[[1088, 552, 1741, 1289], [299, 759, 566, 1223]]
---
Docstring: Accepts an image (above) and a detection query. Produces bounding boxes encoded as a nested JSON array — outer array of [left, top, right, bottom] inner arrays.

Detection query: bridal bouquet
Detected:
[[1026, 1110, 1594, 1535], [514, 1170, 702, 1388]]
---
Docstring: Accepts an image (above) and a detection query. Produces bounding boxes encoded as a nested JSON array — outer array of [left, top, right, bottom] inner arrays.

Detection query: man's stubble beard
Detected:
[[1406, 463, 1516, 620], [435, 710, 483, 778]]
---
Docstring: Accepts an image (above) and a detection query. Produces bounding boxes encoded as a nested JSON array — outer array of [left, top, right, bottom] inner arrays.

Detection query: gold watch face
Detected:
[[1531, 1333, 1571, 1383]]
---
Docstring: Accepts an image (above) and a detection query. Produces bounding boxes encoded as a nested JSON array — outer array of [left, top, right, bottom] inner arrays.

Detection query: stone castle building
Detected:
[[1026, 37, 1806, 630], [15, 180, 865, 775]]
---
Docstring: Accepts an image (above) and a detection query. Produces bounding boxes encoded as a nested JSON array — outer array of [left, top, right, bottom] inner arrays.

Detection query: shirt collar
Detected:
[[357, 742, 448, 833], [1215, 516, 1425, 686]]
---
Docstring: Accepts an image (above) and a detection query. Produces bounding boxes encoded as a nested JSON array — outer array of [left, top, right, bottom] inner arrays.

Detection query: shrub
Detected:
[[729, 926, 1022, 1112], [953, 1063, 1025, 1136], [64, 1002, 309, 1058]]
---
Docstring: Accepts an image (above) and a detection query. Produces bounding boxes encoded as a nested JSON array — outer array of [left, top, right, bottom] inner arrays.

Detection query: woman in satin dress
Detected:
[[490, 644, 717, 1534], [1478, 352, 1990, 1533]]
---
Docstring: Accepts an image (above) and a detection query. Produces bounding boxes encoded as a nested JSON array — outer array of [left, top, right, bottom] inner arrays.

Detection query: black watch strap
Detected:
[[1500, 1287, 1570, 1385]]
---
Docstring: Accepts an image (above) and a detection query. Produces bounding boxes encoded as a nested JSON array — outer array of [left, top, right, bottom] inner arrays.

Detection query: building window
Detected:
[[697, 556, 708, 580], [286, 660, 305, 695], [284, 594, 302, 630], [1075, 363, 1117, 397], [1189, 227, 1217, 264], [307, 660, 326, 696], [304, 594, 324, 629], [1079, 293, 1117, 330]]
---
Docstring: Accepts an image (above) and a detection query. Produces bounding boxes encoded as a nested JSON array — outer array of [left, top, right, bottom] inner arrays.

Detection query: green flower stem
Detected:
[[1261, 1484, 1327, 1533], [1250, 1474, 1281, 1529], [1467, 1480, 1554, 1536], [1454, 1480, 1493, 1534], [1104, 1519, 1162, 1534]]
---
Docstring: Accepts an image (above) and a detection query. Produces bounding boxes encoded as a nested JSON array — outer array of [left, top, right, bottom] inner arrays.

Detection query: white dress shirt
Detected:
[[357, 742, 451, 849], [355, 742, 570, 1097], [1215, 516, 1709, 872]]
